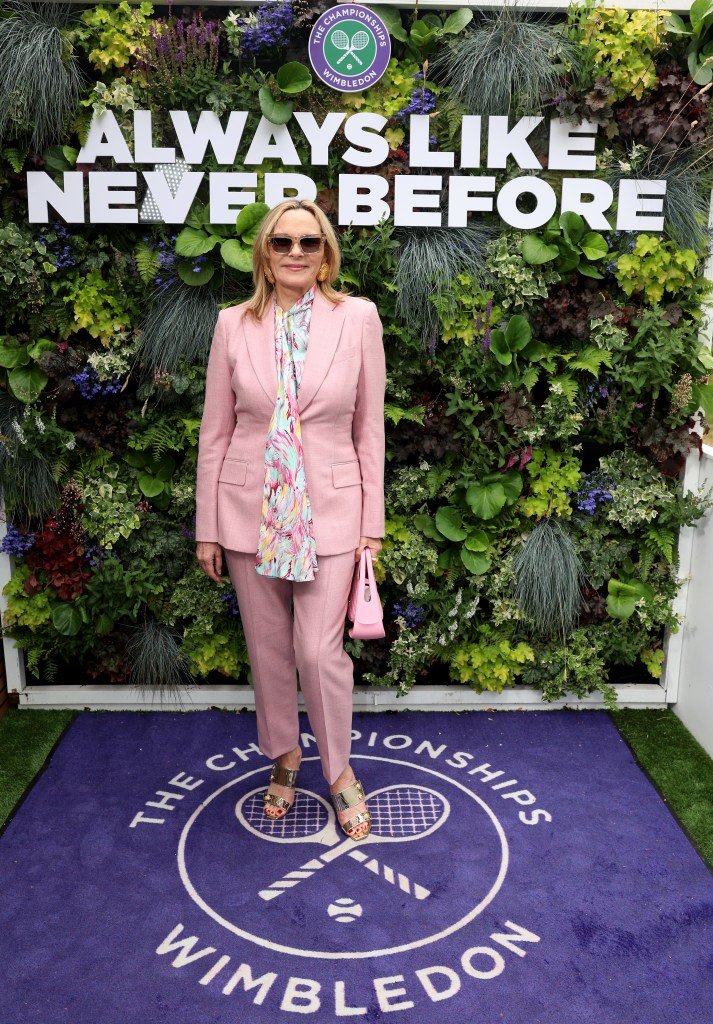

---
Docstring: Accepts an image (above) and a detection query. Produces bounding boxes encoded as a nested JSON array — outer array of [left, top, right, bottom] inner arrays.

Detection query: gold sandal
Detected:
[[263, 762, 300, 819], [331, 779, 372, 841]]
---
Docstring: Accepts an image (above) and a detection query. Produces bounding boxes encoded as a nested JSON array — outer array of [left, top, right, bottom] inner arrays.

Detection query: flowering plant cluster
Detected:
[[1, 3, 712, 702]]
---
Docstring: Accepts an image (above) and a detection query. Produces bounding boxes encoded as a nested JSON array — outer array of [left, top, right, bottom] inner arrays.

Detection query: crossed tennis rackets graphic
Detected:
[[331, 29, 370, 66], [235, 784, 450, 903]]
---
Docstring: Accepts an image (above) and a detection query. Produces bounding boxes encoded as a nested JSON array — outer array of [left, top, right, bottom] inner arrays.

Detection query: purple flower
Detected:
[[569, 470, 616, 515], [70, 367, 123, 400], [0, 524, 35, 557], [221, 592, 241, 617], [239, 0, 293, 57], [392, 601, 425, 628]]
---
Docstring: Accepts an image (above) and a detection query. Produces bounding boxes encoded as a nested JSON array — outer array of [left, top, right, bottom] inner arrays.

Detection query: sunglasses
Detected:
[[268, 234, 325, 255]]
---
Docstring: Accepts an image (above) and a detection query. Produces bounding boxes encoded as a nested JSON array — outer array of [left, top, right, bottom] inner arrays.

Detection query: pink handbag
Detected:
[[347, 548, 385, 640]]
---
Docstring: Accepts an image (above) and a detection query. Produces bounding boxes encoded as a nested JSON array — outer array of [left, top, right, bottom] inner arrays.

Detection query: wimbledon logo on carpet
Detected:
[[128, 725, 553, 1016]]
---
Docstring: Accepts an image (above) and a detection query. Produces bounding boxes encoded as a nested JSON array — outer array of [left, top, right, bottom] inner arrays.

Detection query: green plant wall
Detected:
[[1, 0, 713, 705]]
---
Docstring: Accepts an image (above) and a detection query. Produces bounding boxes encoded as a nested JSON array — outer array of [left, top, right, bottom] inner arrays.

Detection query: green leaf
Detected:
[[498, 470, 524, 503], [461, 549, 491, 575], [371, 5, 408, 41], [138, 474, 165, 497], [578, 263, 604, 279], [443, 8, 473, 34], [52, 603, 83, 636], [560, 211, 585, 245], [275, 61, 312, 94], [8, 363, 48, 402], [489, 330, 513, 365], [0, 341, 29, 369], [692, 57, 713, 85], [235, 201, 270, 239], [435, 505, 468, 541], [606, 578, 654, 620], [693, 380, 713, 421], [691, 0, 713, 35], [258, 85, 293, 125], [409, 20, 437, 52], [466, 481, 507, 520], [664, 13, 692, 34], [26, 338, 55, 360], [504, 315, 531, 351], [185, 204, 210, 230], [220, 238, 254, 273], [175, 227, 219, 257], [522, 340, 547, 362], [177, 259, 214, 286], [413, 513, 443, 541], [580, 232, 609, 261], [43, 145, 74, 173], [464, 528, 489, 552], [95, 613, 114, 635], [521, 235, 559, 265], [62, 145, 79, 166]]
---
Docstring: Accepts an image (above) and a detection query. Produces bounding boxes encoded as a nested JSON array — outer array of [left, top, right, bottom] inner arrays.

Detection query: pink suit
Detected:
[[195, 290, 386, 783]]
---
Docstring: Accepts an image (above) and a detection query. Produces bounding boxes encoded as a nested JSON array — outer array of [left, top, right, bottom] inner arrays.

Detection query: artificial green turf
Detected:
[[1, 707, 712, 873], [0, 708, 77, 829], [611, 708, 713, 870]]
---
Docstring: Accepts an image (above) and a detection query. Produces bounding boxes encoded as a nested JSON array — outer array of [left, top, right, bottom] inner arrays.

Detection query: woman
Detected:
[[195, 199, 385, 841]]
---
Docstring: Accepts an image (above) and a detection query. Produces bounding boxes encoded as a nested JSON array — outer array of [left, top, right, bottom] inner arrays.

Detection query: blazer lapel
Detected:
[[244, 305, 277, 409], [298, 289, 346, 413]]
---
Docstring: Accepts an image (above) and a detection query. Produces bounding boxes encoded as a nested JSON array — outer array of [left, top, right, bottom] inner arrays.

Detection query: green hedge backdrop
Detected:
[[2, 0, 713, 705]]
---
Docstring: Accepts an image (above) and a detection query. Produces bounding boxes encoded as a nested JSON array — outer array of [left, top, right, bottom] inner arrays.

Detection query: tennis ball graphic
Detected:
[[328, 898, 363, 923]]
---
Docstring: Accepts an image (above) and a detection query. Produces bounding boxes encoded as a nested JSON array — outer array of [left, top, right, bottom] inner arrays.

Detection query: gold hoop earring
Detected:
[[264, 266, 275, 284], [317, 263, 329, 283]]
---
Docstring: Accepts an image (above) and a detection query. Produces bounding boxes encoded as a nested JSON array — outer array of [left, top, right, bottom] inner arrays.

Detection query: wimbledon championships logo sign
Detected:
[[309, 4, 391, 93]]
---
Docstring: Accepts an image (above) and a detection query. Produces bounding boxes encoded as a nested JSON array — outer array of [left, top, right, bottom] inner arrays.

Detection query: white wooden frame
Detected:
[[1, 0, 708, 711]]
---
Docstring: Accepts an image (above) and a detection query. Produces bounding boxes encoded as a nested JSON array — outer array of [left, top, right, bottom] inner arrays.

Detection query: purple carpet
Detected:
[[0, 710, 711, 1023]]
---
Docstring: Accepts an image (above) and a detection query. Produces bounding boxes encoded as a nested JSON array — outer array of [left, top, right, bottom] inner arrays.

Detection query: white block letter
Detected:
[[77, 110, 133, 164], [27, 171, 85, 223], [209, 173, 258, 224], [616, 179, 666, 231], [89, 172, 138, 223], [548, 119, 598, 171], [244, 118, 301, 166], [560, 178, 613, 230], [134, 110, 176, 163], [448, 175, 496, 226], [496, 176, 556, 229], [394, 175, 442, 227], [487, 116, 542, 169], [338, 174, 389, 226], [171, 110, 248, 165], [409, 115, 454, 168], [293, 112, 346, 165], [141, 171, 203, 223], [281, 976, 321, 1012], [343, 113, 389, 167]]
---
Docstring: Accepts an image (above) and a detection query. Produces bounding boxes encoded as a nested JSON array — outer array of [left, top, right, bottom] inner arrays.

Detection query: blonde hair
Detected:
[[245, 199, 345, 320]]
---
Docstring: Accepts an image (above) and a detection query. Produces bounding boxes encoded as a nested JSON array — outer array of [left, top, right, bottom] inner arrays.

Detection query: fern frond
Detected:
[[134, 241, 160, 284], [550, 375, 579, 405], [568, 347, 614, 376], [521, 366, 540, 392], [3, 145, 28, 172], [643, 527, 676, 567]]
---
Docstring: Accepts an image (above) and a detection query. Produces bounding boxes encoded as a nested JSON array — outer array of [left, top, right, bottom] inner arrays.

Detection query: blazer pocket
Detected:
[[219, 458, 248, 486], [333, 346, 359, 363], [332, 460, 362, 488]]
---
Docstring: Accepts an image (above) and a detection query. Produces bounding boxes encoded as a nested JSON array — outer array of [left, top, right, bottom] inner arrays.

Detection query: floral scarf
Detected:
[[255, 286, 319, 582]]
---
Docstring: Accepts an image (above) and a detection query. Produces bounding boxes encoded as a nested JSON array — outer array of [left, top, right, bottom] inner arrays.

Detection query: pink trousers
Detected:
[[223, 548, 357, 785]]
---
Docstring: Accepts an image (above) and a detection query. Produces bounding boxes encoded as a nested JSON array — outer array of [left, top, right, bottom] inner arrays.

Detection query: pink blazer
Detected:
[[195, 290, 386, 555]]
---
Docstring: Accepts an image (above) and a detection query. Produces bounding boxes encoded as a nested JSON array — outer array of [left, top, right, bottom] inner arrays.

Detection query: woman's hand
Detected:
[[355, 536, 382, 564], [196, 542, 223, 583]]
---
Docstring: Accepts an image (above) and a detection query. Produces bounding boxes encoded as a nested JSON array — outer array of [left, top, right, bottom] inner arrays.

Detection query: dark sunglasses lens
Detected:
[[270, 236, 292, 254], [300, 236, 322, 253]]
